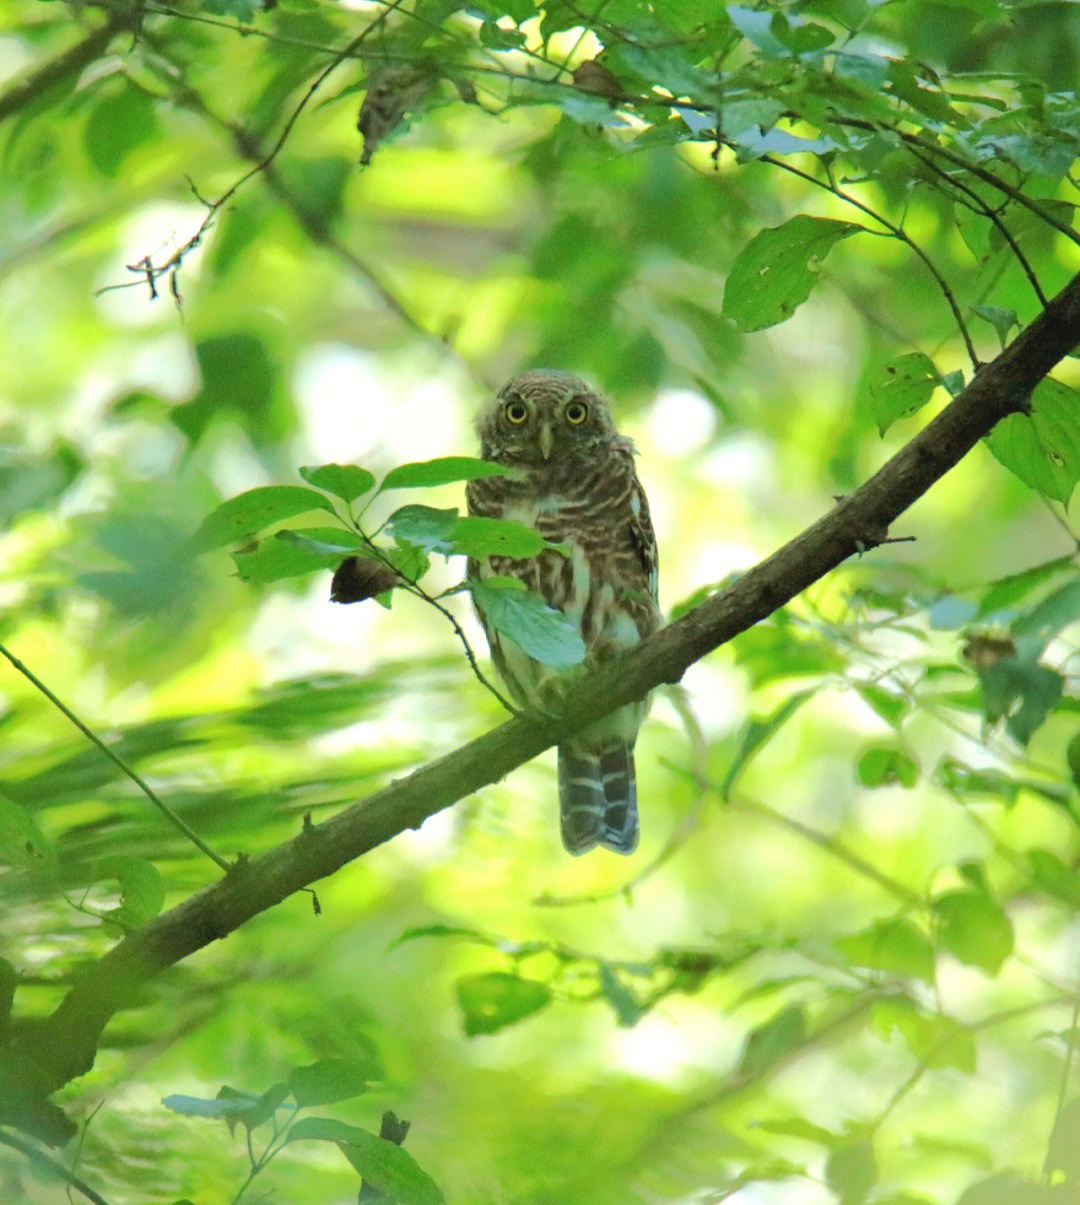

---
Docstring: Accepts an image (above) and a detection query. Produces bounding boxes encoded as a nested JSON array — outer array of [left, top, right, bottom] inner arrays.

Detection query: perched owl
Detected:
[[466, 370, 660, 855]]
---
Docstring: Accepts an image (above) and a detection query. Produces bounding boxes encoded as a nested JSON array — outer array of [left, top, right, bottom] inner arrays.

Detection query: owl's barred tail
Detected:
[[557, 741, 639, 855]]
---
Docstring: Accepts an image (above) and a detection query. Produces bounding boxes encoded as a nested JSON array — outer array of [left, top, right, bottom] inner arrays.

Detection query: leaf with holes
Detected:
[[870, 353, 940, 435], [985, 378, 1080, 504], [722, 216, 861, 332], [299, 464, 376, 504], [193, 487, 337, 552]]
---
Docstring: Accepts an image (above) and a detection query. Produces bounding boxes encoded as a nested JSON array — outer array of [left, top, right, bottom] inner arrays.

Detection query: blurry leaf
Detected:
[[194, 487, 337, 552], [288, 1057, 376, 1107], [176, 334, 290, 446], [98, 856, 165, 930], [985, 378, 1080, 504], [836, 918, 935, 982], [1011, 578, 1080, 660], [1047, 1098, 1080, 1182], [978, 658, 1063, 745], [287, 1117, 444, 1204], [728, 4, 794, 55], [0, 792, 56, 871], [299, 463, 376, 503], [388, 923, 491, 950], [857, 747, 919, 788], [957, 1175, 1065, 1204], [722, 217, 861, 332], [977, 557, 1074, 618], [732, 617, 845, 683], [857, 684, 907, 728], [279, 156, 351, 225], [598, 964, 644, 1027], [722, 690, 812, 799], [162, 1091, 260, 1119], [739, 1004, 806, 1075], [233, 527, 361, 582], [0, 441, 82, 525], [1025, 849, 1080, 908], [753, 1116, 838, 1144], [456, 972, 552, 1035], [869, 353, 940, 435], [358, 62, 439, 166], [873, 996, 976, 1071], [468, 576, 586, 666], [380, 457, 518, 491], [449, 516, 567, 560], [933, 890, 1013, 974], [826, 1138, 877, 1205], [83, 84, 158, 176]]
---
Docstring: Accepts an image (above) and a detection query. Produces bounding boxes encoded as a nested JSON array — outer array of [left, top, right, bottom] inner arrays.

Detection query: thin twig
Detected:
[[905, 145, 1049, 307], [0, 1130, 112, 1205], [750, 149, 981, 372], [98, 0, 406, 298], [0, 642, 230, 872]]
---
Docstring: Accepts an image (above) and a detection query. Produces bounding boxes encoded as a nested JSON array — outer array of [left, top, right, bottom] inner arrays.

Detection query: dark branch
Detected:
[[0, 4, 142, 124], [6, 269, 1080, 1134]]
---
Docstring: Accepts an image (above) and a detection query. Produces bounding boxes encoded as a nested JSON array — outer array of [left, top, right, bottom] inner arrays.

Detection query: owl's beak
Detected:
[[539, 423, 554, 460]]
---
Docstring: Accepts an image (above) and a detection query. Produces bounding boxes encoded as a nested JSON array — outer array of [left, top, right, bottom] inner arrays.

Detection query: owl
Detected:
[[466, 370, 660, 855]]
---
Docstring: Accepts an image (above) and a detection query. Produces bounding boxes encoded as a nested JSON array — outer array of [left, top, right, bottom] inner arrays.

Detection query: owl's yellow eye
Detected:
[[564, 400, 588, 425], [504, 400, 528, 424]]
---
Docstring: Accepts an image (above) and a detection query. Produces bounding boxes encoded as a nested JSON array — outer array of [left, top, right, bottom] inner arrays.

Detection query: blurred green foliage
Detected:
[[3, 0, 1080, 1202]]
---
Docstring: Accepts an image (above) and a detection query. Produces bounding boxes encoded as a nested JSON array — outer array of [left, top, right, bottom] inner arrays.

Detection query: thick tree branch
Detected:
[[0, 4, 142, 124], [6, 268, 1080, 1134]]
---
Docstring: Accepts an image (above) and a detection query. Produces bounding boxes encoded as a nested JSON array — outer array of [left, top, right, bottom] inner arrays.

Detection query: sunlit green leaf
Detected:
[[836, 919, 935, 982], [193, 487, 337, 552], [933, 890, 1013, 974], [740, 1005, 806, 1074], [233, 527, 362, 582], [449, 516, 567, 560], [825, 1138, 876, 1205], [857, 747, 919, 788], [985, 378, 1080, 504], [379, 457, 519, 491], [722, 216, 861, 332], [299, 464, 376, 503]]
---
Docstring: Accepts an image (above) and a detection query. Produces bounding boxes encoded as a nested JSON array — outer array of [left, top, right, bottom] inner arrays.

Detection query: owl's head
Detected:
[[477, 370, 619, 466]]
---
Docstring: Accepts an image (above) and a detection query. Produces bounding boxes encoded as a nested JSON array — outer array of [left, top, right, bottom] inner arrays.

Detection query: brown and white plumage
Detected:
[[466, 370, 660, 854]]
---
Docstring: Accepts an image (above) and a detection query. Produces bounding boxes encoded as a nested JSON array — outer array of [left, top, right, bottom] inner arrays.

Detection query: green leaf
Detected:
[[976, 557, 1074, 618], [449, 516, 567, 560], [455, 971, 552, 1035], [287, 1118, 444, 1205], [933, 890, 1013, 974], [0, 792, 56, 871], [857, 684, 907, 728], [288, 1057, 377, 1107], [722, 690, 812, 799], [857, 747, 919, 788], [194, 487, 337, 551], [383, 506, 460, 550], [299, 464, 376, 503], [232, 527, 362, 582], [379, 457, 518, 491], [722, 216, 861, 332], [1011, 578, 1080, 660], [739, 1004, 806, 1075], [99, 856, 165, 929], [1026, 849, 1080, 908], [836, 918, 935, 982], [872, 997, 976, 1072], [869, 353, 940, 436], [468, 576, 586, 666], [978, 658, 1063, 745], [83, 85, 158, 176], [752, 1117, 838, 1145], [826, 1139, 877, 1205], [972, 305, 1018, 350], [985, 378, 1080, 504]]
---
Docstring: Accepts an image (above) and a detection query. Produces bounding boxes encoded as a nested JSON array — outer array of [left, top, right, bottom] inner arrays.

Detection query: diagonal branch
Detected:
[[0, 4, 143, 124], [6, 268, 1080, 1131]]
